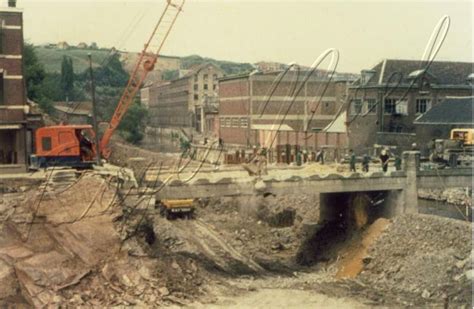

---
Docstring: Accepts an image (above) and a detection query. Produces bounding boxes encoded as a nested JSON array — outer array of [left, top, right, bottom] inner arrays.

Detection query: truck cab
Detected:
[[450, 128, 474, 146], [31, 125, 97, 169]]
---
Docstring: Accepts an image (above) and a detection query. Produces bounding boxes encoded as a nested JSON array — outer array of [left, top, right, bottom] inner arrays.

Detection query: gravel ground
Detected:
[[359, 214, 472, 307]]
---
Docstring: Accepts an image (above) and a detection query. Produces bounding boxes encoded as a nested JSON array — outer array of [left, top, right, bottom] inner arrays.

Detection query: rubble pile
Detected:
[[419, 188, 472, 206], [193, 194, 320, 271], [0, 171, 207, 307], [359, 214, 472, 306]]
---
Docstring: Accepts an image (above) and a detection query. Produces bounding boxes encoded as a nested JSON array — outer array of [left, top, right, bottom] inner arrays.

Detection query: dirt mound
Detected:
[[359, 214, 472, 306], [0, 173, 120, 306], [0, 172, 209, 307]]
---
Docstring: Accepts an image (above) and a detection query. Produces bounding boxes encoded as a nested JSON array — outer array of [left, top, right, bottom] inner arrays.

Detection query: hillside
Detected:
[[34, 46, 254, 77], [180, 54, 253, 75], [34, 46, 112, 73]]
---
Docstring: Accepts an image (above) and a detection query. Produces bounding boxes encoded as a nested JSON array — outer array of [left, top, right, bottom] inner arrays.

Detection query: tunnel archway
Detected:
[[296, 190, 400, 266]]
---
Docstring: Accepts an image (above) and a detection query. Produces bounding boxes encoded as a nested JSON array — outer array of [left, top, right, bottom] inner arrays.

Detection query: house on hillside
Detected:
[[254, 61, 287, 72], [414, 96, 473, 156], [57, 41, 70, 49], [346, 59, 473, 152], [77, 42, 88, 49]]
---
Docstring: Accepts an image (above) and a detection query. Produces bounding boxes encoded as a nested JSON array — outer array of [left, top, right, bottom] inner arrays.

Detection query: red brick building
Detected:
[[0, 1, 29, 173], [218, 71, 351, 152]]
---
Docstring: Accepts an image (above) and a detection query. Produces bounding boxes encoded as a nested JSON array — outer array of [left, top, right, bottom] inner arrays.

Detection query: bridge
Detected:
[[153, 152, 472, 220]]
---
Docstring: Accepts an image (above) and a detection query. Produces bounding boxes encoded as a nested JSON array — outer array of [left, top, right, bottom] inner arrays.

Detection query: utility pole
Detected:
[[88, 53, 101, 166]]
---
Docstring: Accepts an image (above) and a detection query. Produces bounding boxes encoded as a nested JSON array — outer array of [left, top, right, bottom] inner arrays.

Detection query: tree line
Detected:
[[24, 43, 148, 144]]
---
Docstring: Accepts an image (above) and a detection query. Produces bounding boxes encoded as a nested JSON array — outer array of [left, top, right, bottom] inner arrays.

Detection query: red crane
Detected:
[[100, 0, 185, 158], [33, 0, 185, 168]]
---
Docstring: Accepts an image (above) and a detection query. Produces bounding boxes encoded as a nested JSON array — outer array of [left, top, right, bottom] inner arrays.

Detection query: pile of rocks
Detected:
[[359, 214, 472, 306], [419, 188, 472, 206]]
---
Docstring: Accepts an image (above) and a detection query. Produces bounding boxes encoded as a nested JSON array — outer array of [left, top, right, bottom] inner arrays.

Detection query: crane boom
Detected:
[[99, 0, 185, 158]]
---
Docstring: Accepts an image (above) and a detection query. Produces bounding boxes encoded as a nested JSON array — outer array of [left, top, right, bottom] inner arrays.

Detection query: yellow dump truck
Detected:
[[156, 199, 195, 220], [432, 128, 474, 167]]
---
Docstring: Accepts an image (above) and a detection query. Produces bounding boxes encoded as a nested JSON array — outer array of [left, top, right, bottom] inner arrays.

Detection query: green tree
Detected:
[[92, 53, 129, 87], [118, 99, 148, 144], [24, 43, 54, 114], [60, 56, 74, 100], [162, 69, 179, 81]]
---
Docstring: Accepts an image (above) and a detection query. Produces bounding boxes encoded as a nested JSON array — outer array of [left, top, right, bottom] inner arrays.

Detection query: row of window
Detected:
[[350, 98, 432, 115], [350, 99, 377, 115], [193, 83, 217, 92], [194, 73, 218, 82], [220, 117, 249, 128]]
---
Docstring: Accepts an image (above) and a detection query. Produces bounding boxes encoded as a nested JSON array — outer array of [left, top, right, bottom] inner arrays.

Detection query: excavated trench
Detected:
[[133, 192, 396, 281], [296, 191, 393, 267]]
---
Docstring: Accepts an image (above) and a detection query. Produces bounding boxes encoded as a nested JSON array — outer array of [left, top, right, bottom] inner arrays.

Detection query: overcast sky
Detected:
[[15, 0, 474, 73]]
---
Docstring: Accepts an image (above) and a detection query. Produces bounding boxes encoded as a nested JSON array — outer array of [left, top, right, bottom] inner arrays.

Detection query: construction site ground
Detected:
[[0, 145, 472, 308]]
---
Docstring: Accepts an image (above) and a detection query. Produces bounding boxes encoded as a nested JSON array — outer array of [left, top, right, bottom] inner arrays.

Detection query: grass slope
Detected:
[[34, 47, 112, 73]]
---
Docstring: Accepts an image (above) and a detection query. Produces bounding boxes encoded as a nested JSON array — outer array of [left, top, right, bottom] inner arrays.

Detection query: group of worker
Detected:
[[348, 148, 402, 173]]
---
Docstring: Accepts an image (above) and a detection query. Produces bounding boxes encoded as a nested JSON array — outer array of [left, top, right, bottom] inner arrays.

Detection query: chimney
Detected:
[[8, 0, 16, 7]]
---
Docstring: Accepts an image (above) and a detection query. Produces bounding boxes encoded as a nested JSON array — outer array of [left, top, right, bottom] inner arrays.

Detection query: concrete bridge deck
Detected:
[[155, 168, 471, 197], [151, 152, 472, 216]]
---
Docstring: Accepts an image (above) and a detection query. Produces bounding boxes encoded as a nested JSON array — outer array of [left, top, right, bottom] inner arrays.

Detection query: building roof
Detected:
[[219, 69, 355, 83], [184, 62, 223, 77], [353, 59, 474, 87], [323, 111, 347, 133], [414, 97, 473, 125], [53, 105, 91, 116]]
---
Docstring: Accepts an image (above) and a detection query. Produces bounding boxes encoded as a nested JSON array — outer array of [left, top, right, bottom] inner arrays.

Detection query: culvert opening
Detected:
[[138, 222, 156, 245], [296, 191, 393, 266]]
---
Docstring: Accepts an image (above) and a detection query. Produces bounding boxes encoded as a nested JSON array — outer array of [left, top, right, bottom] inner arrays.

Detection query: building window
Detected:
[[213, 84, 217, 90], [366, 99, 377, 114], [231, 118, 239, 127], [240, 117, 248, 128], [203, 74, 208, 81], [385, 98, 408, 115], [225, 118, 231, 127], [194, 94, 199, 101], [416, 98, 431, 114], [194, 75, 198, 82], [220, 118, 225, 127], [42, 137, 52, 151], [204, 84, 208, 90], [351, 99, 362, 115], [384, 98, 397, 114], [193, 84, 198, 91], [395, 99, 408, 115]]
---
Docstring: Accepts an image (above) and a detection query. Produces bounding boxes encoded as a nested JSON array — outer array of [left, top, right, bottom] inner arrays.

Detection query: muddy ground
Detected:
[[0, 160, 472, 307]]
